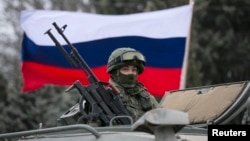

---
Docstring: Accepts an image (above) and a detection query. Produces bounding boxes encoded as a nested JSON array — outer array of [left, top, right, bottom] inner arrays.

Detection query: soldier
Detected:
[[107, 47, 160, 121]]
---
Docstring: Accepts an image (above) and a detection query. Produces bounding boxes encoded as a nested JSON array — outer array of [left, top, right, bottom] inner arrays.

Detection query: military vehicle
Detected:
[[1, 80, 250, 141], [0, 108, 208, 141], [1, 22, 249, 141]]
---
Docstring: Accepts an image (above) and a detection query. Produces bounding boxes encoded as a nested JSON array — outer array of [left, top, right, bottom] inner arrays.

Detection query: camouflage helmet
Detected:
[[107, 47, 146, 74]]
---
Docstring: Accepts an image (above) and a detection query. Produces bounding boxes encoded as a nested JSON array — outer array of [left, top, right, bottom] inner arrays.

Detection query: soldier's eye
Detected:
[[120, 67, 129, 71], [132, 68, 137, 72]]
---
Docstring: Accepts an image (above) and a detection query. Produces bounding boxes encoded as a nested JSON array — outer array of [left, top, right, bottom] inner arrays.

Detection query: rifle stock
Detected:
[[45, 22, 131, 126]]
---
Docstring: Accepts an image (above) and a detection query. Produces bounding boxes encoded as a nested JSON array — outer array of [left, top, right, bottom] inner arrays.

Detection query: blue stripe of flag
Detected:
[[22, 33, 186, 68]]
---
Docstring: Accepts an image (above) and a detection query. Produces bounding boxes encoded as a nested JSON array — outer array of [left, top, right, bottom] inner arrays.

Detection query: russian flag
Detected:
[[20, 3, 193, 97]]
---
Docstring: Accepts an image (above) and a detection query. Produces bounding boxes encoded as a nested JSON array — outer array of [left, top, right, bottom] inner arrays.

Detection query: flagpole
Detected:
[[180, 0, 195, 89]]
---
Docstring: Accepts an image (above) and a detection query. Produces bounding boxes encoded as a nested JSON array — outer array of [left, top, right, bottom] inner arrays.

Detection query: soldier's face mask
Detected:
[[116, 71, 137, 88], [118, 73, 137, 88], [108, 51, 146, 67]]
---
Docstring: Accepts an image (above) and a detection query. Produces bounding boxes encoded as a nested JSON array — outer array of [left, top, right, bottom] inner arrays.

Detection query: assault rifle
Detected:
[[45, 22, 132, 126]]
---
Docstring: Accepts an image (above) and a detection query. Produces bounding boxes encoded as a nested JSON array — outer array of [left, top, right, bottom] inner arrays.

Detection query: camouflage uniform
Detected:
[[109, 79, 159, 121], [107, 47, 160, 121]]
